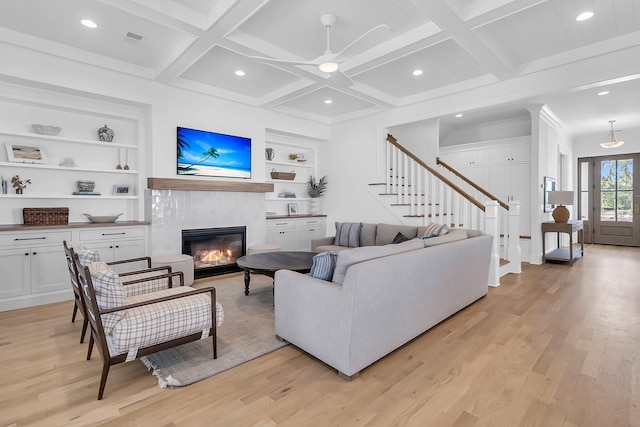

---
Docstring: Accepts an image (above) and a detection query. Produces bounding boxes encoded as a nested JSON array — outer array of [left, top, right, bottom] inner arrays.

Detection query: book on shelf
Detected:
[[72, 191, 102, 195]]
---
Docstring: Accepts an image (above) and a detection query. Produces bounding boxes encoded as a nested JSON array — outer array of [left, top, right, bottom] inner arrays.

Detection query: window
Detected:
[[600, 159, 633, 222]]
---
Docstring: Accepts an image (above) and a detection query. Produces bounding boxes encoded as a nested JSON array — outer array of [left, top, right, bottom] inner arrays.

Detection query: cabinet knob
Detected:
[[109, 246, 114, 249], [115, 245, 119, 248], [32, 252, 37, 255], [25, 252, 29, 256]]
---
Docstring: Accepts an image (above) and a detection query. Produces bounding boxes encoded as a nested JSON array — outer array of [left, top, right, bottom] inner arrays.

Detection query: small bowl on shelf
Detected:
[[83, 213, 123, 223], [76, 181, 95, 192], [31, 124, 62, 136]]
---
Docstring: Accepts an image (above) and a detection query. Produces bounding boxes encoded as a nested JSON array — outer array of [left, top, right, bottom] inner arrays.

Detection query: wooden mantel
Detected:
[[147, 178, 274, 193]]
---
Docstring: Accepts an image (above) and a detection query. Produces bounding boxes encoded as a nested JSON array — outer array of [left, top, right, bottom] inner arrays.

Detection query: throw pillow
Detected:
[[77, 248, 101, 267], [310, 251, 338, 281], [335, 222, 362, 248], [90, 269, 126, 334], [391, 232, 409, 244], [422, 222, 450, 239]]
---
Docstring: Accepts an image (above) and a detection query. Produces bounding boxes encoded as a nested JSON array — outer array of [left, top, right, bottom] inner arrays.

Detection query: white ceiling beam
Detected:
[[411, 0, 516, 80]]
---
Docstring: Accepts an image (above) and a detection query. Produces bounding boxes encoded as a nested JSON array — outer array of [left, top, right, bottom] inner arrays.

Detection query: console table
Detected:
[[542, 220, 584, 265]]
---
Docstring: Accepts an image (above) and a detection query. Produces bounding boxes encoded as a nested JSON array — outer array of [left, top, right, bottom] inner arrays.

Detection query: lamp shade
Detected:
[[548, 191, 574, 206]]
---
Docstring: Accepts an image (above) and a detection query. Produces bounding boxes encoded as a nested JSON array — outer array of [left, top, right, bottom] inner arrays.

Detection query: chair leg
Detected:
[[80, 317, 89, 344], [213, 333, 217, 359], [71, 304, 78, 323], [87, 335, 94, 360], [97, 362, 111, 400]]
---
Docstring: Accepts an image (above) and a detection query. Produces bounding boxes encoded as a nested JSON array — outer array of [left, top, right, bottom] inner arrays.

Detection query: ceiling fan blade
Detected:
[[334, 24, 390, 62], [249, 55, 319, 66]]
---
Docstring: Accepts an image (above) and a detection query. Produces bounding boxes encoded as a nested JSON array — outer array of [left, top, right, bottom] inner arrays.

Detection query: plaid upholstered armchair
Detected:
[[73, 252, 224, 400], [63, 241, 177, 343]]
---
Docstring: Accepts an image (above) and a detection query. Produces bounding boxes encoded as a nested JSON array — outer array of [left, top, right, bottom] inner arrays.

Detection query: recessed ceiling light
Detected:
[[576, 11, 594, 21], [81, 19, 97, 28], [412, 69, 423, 76], [598, 91, 610, 96], [455, 114, 463, 118], [234, 70, 245, 77], [324, 99, 333, 104]]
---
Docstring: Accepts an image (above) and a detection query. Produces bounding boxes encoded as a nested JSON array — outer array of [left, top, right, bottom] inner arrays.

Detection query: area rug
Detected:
[[140, 273, 287, 388]]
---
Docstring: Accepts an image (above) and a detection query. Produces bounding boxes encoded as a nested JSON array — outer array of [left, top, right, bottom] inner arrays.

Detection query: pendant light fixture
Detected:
[[600, 120, 624, 148]]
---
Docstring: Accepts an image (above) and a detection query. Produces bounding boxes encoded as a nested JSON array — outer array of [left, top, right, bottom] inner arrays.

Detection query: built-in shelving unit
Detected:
[[0, 82, 146, 225], [264, 132, 320, 215]]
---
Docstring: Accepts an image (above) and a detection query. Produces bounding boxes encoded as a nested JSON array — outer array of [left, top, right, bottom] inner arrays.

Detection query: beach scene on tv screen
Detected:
[[177, 127, 251, 178]]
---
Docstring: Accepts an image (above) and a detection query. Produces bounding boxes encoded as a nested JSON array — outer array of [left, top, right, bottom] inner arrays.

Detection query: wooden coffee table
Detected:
[[236, 251, 315, 295]]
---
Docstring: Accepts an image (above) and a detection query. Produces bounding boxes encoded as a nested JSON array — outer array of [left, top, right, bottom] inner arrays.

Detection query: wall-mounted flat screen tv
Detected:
[[177, 126, 251, 179]]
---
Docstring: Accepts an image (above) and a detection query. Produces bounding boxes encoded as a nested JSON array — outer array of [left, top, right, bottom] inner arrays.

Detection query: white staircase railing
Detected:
[[380, 134, 521, 286]]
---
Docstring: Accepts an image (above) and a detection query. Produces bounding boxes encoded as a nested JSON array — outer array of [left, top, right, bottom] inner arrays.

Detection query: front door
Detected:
[[579, 154, 640, 246]]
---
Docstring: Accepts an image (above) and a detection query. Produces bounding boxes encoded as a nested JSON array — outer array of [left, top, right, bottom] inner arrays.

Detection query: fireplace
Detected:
[[182, 226, 246, 279]]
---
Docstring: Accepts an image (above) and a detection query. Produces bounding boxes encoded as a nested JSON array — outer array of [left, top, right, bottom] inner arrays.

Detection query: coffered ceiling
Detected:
[[0, 0, 639, 133]]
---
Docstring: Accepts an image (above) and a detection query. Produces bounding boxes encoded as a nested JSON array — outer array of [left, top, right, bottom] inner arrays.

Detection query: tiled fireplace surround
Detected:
[[146, 186, 268, 256]]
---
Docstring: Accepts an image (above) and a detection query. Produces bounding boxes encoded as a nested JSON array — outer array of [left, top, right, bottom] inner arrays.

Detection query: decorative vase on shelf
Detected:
[[310, 198, 319, 214], [98, 124, 114, 142], [15, 188, 23, 194]]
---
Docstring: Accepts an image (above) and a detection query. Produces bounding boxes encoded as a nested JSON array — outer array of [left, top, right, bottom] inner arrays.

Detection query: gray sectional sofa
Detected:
[[312, 222, 482, 253], [274, 223, 493, 380]]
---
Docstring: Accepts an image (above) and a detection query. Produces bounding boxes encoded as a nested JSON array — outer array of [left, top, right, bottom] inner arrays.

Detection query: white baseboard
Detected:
[[0, 290, 73, 312]]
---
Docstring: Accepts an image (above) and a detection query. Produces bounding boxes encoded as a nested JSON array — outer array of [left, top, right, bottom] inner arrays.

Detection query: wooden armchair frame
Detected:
[[74, 253, 217, 400], [62, 241, 174, 343]]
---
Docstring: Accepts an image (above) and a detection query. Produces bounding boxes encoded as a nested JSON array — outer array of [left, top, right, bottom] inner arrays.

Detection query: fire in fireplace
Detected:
[[182, 226, 246, 279]]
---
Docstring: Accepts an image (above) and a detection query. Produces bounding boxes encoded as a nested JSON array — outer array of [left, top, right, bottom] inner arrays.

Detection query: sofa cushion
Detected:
[[332, 238, 425, 285], [90, 269, 126, 335], [422, 228, 468, 247], [310, 251, 338, 281], [391, 232, 410, 244], [375, 223, 418, 246], [77, 248, 101, 267], [420, 222, 450, 238], [359, 223, 377, 246], [335, 222, 362, 248]]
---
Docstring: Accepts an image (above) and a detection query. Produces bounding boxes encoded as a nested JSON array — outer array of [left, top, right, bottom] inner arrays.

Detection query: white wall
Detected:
[[0, 42, 329, 250], [440, 115, 531, 147], [388, 119, 439, 167], [573, 127, 640, 159]]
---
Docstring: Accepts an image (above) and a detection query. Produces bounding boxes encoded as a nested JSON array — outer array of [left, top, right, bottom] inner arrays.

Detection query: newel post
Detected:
[[507, 200, 522, 274], [484, 200, 500, 287]]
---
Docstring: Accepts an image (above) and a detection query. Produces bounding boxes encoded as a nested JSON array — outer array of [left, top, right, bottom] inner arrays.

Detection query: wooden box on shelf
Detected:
[[23, 207, 69, 225]]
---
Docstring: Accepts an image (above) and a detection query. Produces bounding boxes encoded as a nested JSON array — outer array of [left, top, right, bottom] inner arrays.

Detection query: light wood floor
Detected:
[[1, 244, 639, 426]]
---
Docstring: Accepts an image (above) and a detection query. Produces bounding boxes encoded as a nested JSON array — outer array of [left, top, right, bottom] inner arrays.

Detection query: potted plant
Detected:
[[306, 175, 327, 214], [288, 153, 299, 161], [11, 175, 31, 194]]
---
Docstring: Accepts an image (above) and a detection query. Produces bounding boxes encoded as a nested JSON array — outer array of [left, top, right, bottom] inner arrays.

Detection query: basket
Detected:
[[270, 169, 296, 180], [23, 207, 69, 225]]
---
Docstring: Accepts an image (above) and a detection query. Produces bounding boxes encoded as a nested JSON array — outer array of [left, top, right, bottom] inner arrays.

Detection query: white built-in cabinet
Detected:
[[0, 82, 146, 224], [266, 217, 326, 251], [0, 224, 148, 311]]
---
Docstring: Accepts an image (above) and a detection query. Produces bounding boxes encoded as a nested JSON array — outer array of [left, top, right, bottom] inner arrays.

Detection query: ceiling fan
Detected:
[[251, 14, 390, 74]]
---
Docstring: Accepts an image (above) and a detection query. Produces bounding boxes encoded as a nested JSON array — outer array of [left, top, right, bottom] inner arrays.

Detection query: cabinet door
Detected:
[[30, 245, 69, 294], [82, 239, 147, 272], [0, 248, 31, 298], [296, 219, 326, 251], [266, 228, 297, 251], [113, 239, 146, 269]]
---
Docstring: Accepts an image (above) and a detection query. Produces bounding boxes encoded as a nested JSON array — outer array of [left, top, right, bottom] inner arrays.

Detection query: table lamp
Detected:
[[548, 191, 574, 223]]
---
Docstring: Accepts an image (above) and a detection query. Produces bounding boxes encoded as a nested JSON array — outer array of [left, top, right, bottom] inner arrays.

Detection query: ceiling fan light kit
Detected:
[[600, 120, 624, 148]]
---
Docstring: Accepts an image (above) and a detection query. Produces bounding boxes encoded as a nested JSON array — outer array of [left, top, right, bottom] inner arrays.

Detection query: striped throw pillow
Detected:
[[310, 251, 338, 281], [422, 223, 450, 239], [335, 222, 362, 248]]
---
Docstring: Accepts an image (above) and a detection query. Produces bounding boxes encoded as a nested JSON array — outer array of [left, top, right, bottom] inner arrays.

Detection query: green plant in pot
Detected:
[[306, 175, 327, 214]]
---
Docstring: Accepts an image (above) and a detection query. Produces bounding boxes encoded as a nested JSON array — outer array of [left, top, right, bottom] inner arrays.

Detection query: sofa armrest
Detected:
[[274, 269, 355, 372], [311, 236, 335, 252]]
